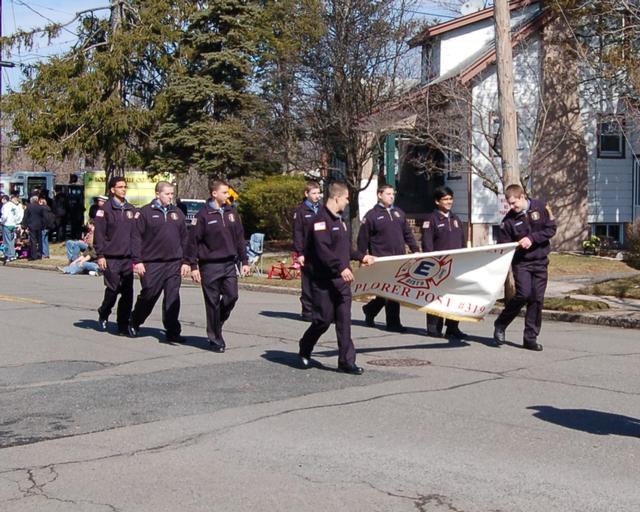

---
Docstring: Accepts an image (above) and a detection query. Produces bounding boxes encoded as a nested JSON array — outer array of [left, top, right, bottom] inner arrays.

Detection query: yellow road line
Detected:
[[0, 294, 45, 304]]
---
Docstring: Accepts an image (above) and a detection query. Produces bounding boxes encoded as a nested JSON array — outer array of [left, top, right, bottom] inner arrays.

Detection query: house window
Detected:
[[597, 117, 625, 158], [593, 223, 623, 246]]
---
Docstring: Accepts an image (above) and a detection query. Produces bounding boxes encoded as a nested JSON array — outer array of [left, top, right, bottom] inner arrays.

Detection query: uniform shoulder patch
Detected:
[[96, 210, 104, 217], [134, 212, 141, 219], [545, 205, 555, 220], [530, 211, 541, 221], [422, 221, 430, 229], [293, 212, 297, 219], [314, 221, 327, 231], [191, 217, 198, 226]]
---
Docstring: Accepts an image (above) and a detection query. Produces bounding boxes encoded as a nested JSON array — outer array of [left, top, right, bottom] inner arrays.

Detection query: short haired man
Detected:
[[94, 176, 136, 335], [292, 180, 322, 321], [493, 184, 557, 351], [188, 180, 250, 352], [357, 184, 419, 332], [129, 182, 191, 342], [421, 186, 467, 340], [298, 181, 375, 375]]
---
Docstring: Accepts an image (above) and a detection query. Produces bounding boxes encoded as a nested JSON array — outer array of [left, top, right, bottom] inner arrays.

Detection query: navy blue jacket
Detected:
[[292, 201, 320, 255], [421, 210, 466, 252], [497, 198, 557, 265], [309, 206, 365, 280], [131, 201, 188, 264], [357, 204, 419, 257], [187, 203, 248, 269], [93, 198, 136, 259]]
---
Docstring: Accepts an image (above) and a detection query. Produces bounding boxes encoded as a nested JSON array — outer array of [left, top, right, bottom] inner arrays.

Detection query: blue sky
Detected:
[[1, 0, 109, 93], [2, 0, 459, 93]]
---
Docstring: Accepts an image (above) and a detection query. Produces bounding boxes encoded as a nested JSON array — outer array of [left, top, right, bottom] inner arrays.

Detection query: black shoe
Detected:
[[387, 324, 407, 333], [362, 307, 375, 327], [337, 363, 364, 375], [127, 323, 139, 338], [445, 327, 467, 339], [166, 333, 187, 344], [493, 325, 505, 346], [426, 329, 442, 338], [298, 352, 311, 369], [209, 340, 225, 353], [523, 341, 543, 351], [117, 328, 129, 336], [98, 318, 108, 332]]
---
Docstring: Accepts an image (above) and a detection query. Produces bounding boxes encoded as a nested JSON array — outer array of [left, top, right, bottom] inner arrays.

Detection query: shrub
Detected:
[[624, 219, 640, 269], [239, 175, 307, 240]]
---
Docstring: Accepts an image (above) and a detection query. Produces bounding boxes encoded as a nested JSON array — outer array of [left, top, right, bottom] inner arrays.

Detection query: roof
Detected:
[[409, 0, 539, 48]]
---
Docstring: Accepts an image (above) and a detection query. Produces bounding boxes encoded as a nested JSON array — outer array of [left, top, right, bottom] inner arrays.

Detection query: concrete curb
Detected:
[[6, 261, 639, 329]]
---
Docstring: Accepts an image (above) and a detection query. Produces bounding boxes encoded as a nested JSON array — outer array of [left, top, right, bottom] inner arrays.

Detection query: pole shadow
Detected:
[[528, 405, 640, 437]]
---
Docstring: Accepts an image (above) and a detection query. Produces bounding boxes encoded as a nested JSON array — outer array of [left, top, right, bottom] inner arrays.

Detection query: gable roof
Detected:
[[409, 0, 539, 48]]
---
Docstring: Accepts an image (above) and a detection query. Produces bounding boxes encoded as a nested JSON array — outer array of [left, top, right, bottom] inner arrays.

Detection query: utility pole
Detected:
[[494, 0, 520, 187]]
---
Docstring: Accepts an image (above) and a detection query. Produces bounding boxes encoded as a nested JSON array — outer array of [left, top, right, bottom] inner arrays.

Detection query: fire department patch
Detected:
[[454, 220, 459, 228], [134, 212, 140, 219], [96, 210, 104, 217], [422, 221, 430, 229], [126, 211, 133, 219], [393, 211, 400, 218], [545, 205, 555, 220], [229, 213, 235, 222], [170, 212, 178, 220], [293, 212, 297, 219], [395, 256, 453, 290], [530, 211, 540, 221], [192, 217, 198, 226]]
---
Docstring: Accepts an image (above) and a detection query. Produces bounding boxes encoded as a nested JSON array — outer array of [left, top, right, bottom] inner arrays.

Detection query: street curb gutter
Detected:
[[7, 262, 639, 330]]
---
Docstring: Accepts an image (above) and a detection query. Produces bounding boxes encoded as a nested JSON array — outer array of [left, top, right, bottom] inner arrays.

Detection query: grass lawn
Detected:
[[543, 297, 610, 312], [575, 274, 640, 300], [548, 253, 635, 277]]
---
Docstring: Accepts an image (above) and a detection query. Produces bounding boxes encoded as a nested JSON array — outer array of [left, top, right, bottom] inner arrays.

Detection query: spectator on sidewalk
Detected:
[[58, 245, 100, 275], [66, 221, 95, 262], [1, 194, 23, 263], [22, 196, 46, 260]]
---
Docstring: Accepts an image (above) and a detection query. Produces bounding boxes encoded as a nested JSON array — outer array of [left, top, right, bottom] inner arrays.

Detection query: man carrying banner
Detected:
[[421, 186, 467, 339], [298, 181, 375, 375], [293, 180, 322, 321], [357, 184, 419, 332], [493, 184, 557, 351]]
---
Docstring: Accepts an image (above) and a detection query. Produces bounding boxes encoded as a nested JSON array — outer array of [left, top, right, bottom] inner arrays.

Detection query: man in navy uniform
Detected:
[[357, 184, 419, 332], [292, 180, 322, 321], [188, 180, 250, 352], [421, 186, 467, 340], [298, 181, 375, 375], [128, 181, 191, 342], [94, 176, 136, 335], [493, 184, 557, 351]]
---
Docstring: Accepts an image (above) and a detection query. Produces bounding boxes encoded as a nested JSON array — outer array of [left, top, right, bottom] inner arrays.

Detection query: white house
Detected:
[[360, 0, 640, 251]]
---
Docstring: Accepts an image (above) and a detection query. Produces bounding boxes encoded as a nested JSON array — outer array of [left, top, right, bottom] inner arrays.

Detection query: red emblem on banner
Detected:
[[395, 256, 452, 290]]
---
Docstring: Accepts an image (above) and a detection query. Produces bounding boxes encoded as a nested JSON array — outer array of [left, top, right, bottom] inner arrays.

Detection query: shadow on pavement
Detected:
[[528, 405, 640, 437], [259, 310, 307, 322], [74, 319, 210, 350], [261, 350, 333, 372]]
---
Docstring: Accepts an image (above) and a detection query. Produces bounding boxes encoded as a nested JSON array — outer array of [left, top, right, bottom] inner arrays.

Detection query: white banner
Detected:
[[352, 243, 518, 322]]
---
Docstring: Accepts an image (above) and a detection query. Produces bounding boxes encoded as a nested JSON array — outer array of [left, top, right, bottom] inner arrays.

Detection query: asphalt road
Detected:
[[0, 266, 638, 511]]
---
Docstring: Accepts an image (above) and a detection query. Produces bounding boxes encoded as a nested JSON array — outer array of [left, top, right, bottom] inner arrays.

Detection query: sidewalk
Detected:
[[5, 258, 640, 330]]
